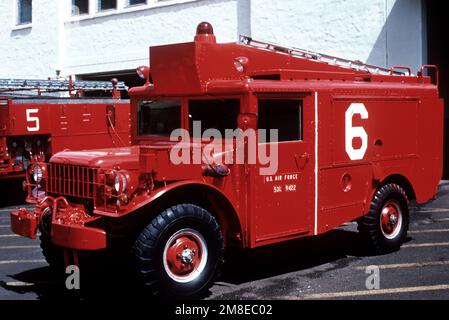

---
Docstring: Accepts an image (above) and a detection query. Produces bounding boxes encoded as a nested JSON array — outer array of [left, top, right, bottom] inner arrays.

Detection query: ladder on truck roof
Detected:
[[0, 78, 127, 93], [239, 35, 407, 76]]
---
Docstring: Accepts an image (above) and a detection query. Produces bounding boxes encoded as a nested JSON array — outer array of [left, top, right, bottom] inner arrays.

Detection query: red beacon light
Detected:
[[194, 22, 216, 43], [136, 66, 151, 85], [110, 78, 121, 99]]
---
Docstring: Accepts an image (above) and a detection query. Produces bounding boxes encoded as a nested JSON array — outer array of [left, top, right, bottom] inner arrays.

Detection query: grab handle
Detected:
[[390, 66, 412, 76], [418, 65, 439, 86]]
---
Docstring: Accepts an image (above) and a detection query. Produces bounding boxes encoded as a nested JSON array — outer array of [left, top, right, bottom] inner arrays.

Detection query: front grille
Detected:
[[47, 163, 98, 199]]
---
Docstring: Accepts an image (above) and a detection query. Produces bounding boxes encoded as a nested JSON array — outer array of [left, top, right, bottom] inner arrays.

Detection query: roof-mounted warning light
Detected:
[[234, 56, 249, 73], [136, 66, 151, 86], [194, 22, 216, 43], [111, 78, 120, 99]]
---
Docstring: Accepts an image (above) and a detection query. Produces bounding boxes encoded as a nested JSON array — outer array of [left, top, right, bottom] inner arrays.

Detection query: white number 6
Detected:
[[26, 109, 40, 132], [345, 103, 368, 160]]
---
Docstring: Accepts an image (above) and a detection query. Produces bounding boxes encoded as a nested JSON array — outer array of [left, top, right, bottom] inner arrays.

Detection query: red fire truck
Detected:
[[0, 78, 130, 182], [10, 23, 443, 298]]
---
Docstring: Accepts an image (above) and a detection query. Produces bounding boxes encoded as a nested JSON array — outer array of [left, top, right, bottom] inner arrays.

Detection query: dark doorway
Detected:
[[426, 0, 449, 179], [78, 69, 145, 99]]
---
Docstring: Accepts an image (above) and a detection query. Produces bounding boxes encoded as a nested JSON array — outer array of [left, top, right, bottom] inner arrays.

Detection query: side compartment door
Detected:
[[253, 94, 314, 245], [318, 98, 418, 232]]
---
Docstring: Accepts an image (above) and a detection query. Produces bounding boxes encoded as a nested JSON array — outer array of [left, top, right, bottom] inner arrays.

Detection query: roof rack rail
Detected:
[[0, 78, 127, 93], [239, 35, 408, 76]]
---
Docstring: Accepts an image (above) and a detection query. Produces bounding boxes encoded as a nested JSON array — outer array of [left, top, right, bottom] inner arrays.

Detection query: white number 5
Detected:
[[345, 103, 368, 160], [26, 109, 40, 132]]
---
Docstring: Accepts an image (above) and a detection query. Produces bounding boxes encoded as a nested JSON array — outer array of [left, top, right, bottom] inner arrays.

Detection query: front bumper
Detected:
[[10, 196, 107, 250], [51, 222, 106, 250]]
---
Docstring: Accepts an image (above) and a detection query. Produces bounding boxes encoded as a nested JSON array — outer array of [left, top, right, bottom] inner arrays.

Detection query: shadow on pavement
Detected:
[[0, 179, 27, 207], [0, 227, 405, 300], [220, 228, 407, 285], [0, 264, 147, 301]]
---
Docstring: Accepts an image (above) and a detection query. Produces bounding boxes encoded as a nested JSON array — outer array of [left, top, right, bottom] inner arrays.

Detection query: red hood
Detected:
[[50, 146, 140, 170], [50, 140, 236, 174]]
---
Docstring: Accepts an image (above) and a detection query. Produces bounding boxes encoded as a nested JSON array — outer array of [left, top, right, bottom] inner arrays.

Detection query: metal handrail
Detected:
[[239, 35, 408, 76]]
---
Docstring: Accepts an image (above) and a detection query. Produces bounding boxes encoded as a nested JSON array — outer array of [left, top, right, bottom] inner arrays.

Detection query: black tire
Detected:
[[39, 210, 106, 274], [38, 208, 64, 269], [358, 183, 409, 254], [133, 204, 224, 298]]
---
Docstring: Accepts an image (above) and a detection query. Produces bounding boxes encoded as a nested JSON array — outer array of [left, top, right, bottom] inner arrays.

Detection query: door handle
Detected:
[[295, 152, 310, 171]]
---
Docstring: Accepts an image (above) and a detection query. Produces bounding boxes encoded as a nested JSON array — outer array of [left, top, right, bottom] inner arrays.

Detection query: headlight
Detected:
[[32, 165, 44, 184], [114, 172, 127, 193]]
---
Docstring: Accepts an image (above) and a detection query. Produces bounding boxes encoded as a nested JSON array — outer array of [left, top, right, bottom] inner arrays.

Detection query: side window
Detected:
[[258, 99, 302, 142], [138, 100, 181, 136], [188, 99, 240, 137]]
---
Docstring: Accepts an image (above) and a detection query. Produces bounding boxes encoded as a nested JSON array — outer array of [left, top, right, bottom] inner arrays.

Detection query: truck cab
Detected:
[[10, 22, 444, 298]]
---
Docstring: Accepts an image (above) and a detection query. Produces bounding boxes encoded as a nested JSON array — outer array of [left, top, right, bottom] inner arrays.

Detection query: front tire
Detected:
[[39, 209, 104, 273], [39, 208, 64, 269], [358, 183, 410, 254], [133, 204, 224, 298]]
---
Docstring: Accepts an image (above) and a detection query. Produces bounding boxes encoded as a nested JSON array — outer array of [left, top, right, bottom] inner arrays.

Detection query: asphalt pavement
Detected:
[[0, 181, 448, 300]]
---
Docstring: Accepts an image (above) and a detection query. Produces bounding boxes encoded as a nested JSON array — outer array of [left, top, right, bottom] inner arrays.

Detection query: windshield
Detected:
[[137, 98, 241, 138], [138, 100, 181, 136]]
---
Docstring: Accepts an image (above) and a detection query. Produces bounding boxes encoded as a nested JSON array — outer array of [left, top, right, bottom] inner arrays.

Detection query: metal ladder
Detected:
[[239, 35, 406, 76], [0, 78, 127, 92]]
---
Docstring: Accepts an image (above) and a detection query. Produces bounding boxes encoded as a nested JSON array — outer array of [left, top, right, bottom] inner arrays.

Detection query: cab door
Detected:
[[252, 94, 314, 245]]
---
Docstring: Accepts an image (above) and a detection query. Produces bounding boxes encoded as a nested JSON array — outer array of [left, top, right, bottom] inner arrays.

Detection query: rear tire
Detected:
[[357, 183, 409, 254], [133, 204, 224, 298]]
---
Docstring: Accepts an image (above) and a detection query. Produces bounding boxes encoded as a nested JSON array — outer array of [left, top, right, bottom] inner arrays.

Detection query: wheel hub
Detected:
[[380, 200, 403, 239], [163, 229, 208, 283], [180, 247, 195, 264], [389, 213, 398, 225]]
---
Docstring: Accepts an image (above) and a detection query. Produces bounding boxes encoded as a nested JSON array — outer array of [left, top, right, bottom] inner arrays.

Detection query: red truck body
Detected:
[[10, 23, 444, 297]]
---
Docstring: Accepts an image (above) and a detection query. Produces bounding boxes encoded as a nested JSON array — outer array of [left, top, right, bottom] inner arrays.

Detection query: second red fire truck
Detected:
[[0, 78, 130, 182], [10, 23, 444, 298]]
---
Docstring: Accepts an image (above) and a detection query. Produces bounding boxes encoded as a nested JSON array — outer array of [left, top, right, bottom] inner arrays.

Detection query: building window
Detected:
[[72, 0, 89, 15], [98, 0, 117, 11], [17, 0, 32, 25], [128, 0, 147, 6]]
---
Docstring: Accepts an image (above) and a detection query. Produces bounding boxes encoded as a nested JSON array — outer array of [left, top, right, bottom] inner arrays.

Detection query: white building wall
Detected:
[[0, 0, 425, 79], [385, 0, 426, 72], [250, 0, 425, 73], [64, 0, 240, 75], [0, 0, 65, 78]]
